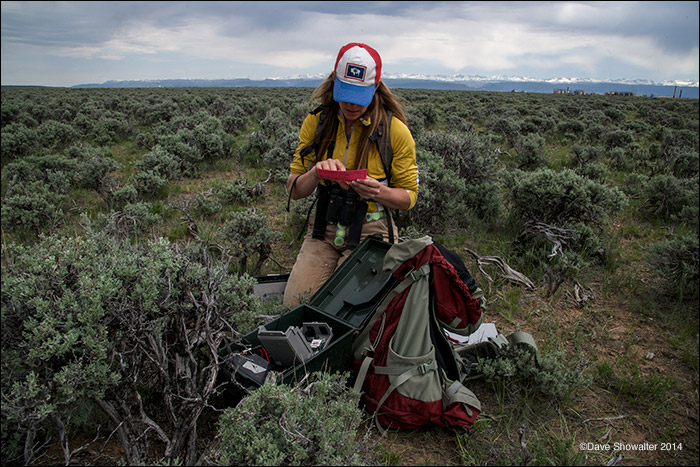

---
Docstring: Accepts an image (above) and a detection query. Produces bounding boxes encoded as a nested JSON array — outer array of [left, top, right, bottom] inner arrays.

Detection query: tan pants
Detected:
[[283, 216, 397, 307]]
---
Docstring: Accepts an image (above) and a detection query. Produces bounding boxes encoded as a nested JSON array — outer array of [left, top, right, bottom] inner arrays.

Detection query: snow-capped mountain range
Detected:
[[279, 72, 698, 88], [73, 73, 698, 98]]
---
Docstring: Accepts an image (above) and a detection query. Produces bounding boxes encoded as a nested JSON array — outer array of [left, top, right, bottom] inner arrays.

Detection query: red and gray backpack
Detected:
[[351, 236, 486, 430]]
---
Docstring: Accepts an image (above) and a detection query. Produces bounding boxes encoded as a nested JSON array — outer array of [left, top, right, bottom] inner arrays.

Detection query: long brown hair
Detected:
[[309, 72, 407, 170]]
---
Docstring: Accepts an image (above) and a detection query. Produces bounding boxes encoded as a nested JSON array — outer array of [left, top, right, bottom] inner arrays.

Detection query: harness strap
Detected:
[[286, 174, 302, 213], [371, 110, 395, 243], [300, 105, 335, 167], [443, 378, 481, 416], [311, 184, 331, 240], [370, 110, 394, 183], [346, 199, 368, 249], [353, 356, 374, 394], [287, 174, 321, 241], [444, 379, 463, 400], [373, 359, 437, 376]]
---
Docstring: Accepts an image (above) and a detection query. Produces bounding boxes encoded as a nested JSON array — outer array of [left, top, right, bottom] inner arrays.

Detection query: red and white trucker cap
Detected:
[[333, 43, 382, 106]]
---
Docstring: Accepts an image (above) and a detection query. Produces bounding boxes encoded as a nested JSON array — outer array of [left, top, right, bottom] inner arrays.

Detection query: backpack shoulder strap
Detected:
[[369, 109, 396, 243], [370, 109, 394, 184], [287, 106, 328, 220], [300, 105, 333, 165]]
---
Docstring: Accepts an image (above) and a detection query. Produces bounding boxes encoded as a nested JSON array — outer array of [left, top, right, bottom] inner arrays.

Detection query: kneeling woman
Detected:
[[284, 42, 419, 306]]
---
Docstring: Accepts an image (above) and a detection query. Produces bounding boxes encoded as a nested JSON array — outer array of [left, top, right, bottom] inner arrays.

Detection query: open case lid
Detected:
[[308, 234, 396, 329]]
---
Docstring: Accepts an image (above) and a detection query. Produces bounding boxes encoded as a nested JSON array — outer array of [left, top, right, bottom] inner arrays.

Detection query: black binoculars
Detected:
[[326, 185, 358, 227]]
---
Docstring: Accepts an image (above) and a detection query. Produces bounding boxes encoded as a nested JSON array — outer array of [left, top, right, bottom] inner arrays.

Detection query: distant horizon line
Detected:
[[5, 72, 697, 89], [77, 73, 698, 88]]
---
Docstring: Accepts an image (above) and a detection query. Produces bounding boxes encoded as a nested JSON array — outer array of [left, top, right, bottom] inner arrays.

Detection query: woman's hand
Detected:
[[313, 158, 345, 173], [288, 159, 350, 199], [350, 177, 411, 210], [349, 177, 381, 200], [313, 159, 350, 189]]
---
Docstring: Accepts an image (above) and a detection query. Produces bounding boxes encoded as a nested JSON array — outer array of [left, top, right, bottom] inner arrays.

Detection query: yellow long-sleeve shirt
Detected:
[[289, 109, 419, 211]]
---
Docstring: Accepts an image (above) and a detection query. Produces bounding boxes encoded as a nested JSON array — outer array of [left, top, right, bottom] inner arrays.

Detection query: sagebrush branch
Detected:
[[463, 247, 536, 290]]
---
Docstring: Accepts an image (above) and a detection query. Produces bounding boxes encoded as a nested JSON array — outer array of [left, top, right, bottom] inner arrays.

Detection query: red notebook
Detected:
[[316, 168, 367, 182]]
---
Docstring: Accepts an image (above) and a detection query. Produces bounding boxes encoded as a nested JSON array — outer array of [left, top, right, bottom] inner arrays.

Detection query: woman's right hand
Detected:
[[289, 159, 348, 199], [313, 158, 346, 176], [312, 159, 349, 189]]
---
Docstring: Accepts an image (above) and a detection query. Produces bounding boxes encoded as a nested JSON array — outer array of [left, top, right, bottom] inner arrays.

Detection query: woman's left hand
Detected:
[[349, 177, 411, 210], [349, 177, 382, 201]]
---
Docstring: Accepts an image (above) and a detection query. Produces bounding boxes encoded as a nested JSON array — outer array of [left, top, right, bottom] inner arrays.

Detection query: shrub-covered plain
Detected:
[[2, 86, 697, 465]]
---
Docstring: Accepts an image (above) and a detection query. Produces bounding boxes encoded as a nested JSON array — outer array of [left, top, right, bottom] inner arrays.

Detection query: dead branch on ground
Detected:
[[463, 247, 536, 292]]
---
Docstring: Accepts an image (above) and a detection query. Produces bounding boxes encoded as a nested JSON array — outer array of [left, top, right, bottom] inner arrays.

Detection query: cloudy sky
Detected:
[[1, 1, 698, 87]]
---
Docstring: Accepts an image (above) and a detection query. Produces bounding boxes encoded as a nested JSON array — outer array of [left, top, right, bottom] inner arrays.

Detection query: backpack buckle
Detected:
[[408, 263, 430, 282], [418, 361, 434, 375]]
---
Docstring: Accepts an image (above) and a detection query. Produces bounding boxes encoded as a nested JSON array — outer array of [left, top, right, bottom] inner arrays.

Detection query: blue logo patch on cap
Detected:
[[344, 63, 366, 82]]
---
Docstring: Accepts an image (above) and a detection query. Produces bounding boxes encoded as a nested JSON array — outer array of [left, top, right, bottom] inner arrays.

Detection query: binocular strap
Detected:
[[312, 184, 331, 240], [346, 200, 368, 249]]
